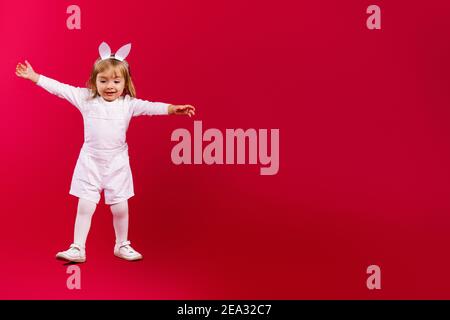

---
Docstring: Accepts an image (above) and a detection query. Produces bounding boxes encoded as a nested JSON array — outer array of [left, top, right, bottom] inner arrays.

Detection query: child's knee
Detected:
[[110, 201, 128, 216]]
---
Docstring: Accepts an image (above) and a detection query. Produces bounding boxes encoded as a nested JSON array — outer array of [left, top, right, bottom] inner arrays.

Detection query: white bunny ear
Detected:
[[99, 42, 112, 60], [114, 43, 131, 61]]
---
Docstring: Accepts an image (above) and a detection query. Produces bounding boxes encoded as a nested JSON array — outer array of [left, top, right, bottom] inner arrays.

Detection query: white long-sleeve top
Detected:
[[36, 75, 170, 151]]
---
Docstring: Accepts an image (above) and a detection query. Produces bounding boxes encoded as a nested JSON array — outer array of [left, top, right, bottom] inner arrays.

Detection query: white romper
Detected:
[[37, 75, 169, 204]]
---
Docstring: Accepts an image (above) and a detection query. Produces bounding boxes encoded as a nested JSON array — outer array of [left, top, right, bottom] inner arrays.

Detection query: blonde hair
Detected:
[[87, 58, 136, 99]]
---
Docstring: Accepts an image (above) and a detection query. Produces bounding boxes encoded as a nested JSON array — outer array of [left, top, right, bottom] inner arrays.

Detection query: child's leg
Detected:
[[110, 200, 142, 261], [110, 200, 129, 244], [73, 198, 97, 247]]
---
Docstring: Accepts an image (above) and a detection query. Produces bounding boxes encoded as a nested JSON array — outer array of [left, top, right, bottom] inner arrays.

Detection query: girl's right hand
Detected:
[[15, 60, 39, 83]]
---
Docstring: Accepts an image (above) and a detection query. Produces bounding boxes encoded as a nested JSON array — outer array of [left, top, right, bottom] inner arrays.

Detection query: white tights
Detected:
[[73, 198, 129, 248]]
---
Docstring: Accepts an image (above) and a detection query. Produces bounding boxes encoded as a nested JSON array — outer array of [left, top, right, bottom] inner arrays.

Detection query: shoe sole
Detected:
[[114, 253, 143, 261], [56, 253, 86, 263]]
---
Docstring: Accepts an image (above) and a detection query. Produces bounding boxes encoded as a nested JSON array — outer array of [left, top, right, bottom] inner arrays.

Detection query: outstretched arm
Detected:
[[15, 60, 88, 111], [130, 98, 196, 117]]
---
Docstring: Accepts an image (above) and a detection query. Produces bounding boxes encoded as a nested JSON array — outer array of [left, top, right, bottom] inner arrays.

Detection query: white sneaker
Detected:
[[56, 243, 86, 263], [114, 240, 143, 261]]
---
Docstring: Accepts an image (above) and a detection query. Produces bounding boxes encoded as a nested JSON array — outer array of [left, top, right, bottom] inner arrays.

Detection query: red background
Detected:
[[2, 0, 450, 299]]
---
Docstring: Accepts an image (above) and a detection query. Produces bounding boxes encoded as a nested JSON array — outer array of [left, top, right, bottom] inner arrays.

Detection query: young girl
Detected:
[[15, 42, 195, 263]]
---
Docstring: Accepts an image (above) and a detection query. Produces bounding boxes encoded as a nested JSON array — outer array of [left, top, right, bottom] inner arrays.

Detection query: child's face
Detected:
[[96, 67, 125, 102]]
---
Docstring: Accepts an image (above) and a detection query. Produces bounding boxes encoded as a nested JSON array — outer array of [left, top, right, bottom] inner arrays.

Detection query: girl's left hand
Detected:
[[170, 104, 196, 117]]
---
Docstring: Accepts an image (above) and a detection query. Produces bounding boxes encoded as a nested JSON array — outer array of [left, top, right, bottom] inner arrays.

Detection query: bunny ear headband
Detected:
[[98, 42, 131, 61]]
